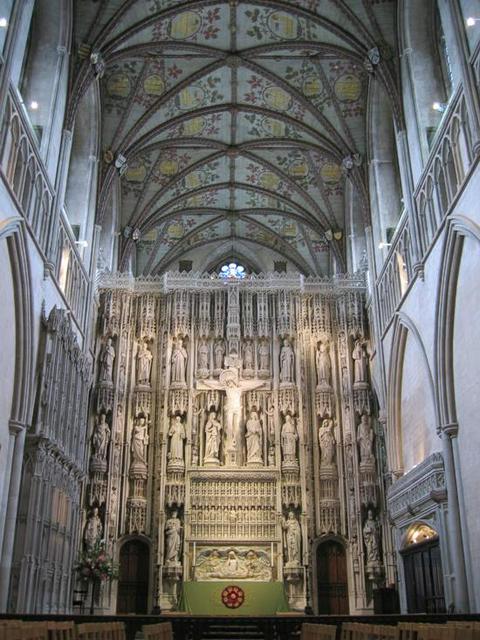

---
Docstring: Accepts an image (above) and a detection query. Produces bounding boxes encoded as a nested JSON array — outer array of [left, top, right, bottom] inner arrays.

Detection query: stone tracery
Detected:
[[85, 272, 383, 612]]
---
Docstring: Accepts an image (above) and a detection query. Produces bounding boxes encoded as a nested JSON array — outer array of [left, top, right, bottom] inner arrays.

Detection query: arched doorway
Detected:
[[117, 539, 149, 614], [401, 523, 445, 613], [316, 540, 349, 614]]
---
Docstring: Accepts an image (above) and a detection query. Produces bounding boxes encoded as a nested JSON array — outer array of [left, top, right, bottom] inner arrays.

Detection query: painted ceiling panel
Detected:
[[73, 0, 399, 275], [145, 111, 232, 146], [111, 5, 232, 53], [235, 110, 319, 145], [236, 5, 358, 53], [134, 66, 232, 143], [100, 55, 214, 149], [120, 147, 218, 225]]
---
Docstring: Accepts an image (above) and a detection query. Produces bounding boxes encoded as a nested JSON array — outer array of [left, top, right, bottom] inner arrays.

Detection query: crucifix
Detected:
[[197, 358, 267, 466]]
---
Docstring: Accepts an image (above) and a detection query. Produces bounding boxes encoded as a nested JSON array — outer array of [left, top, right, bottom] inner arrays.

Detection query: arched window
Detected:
[[219, 262, 246, 279]]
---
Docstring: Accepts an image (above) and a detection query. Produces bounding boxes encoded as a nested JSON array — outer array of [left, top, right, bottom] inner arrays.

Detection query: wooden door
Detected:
[[402, 538, 445, 613], [316, 540, 349, 614], [117, 540, 149, 614]]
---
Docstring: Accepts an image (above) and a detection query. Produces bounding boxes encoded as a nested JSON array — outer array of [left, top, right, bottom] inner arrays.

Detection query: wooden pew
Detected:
[[301, 622, 337, 640], [142, 622, 174, 640], [77, 621, 126, 640], [46, 621, 77, 640], [341, 622, 399, 640]]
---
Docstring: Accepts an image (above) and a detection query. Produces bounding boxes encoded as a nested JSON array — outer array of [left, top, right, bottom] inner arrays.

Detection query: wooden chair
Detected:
[[301, 622, 337, 640], [142, 622, 174, 640]]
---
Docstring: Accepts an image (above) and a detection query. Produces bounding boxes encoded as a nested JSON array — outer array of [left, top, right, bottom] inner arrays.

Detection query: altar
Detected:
[[179, 581, 289, 615]]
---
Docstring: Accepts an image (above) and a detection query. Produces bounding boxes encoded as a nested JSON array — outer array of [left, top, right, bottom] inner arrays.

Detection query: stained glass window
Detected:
[[219, 262, 246, 279]]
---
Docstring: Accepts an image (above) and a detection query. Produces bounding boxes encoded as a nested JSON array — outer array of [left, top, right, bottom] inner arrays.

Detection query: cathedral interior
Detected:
[[0, 0, 480, 625]]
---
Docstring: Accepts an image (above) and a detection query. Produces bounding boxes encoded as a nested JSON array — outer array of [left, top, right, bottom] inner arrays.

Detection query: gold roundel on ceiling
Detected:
[[167, 221, 184, 239], [320, 162, 342, 183], [334, 73, 362, 103], [263, 86, 292, 112], [169, 12, 202, 40], [158, 158, 179, 176], [267, 11, 299, 40], [302, 75, 323, 98], [288, 161, 309, 179], [282, 221, 297, 237], [143, 74, 165, 96], [186, 170, 205, 189], [177, 86, 205, 110], [183, 116, 206, 136], [261, 117, 285, 137], [125, 163, 147, 182], [259, 171, 280, 190], [106, 73, 131, 98]]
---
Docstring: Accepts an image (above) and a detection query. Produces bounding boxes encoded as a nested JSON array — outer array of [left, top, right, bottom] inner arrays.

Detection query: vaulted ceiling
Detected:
[[73, 0, 399, 276]]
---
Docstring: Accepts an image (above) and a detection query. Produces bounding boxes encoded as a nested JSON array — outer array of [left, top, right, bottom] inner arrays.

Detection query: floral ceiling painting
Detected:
[[73, 0, 398, 275]]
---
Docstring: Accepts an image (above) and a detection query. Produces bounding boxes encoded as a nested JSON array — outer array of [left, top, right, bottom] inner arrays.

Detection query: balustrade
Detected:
[[414, 89, 473, 257], [52, 210, 90, 327], [0, 88, 91, 331], [0, 89, 54, 254], [375, 213, 413, 335]]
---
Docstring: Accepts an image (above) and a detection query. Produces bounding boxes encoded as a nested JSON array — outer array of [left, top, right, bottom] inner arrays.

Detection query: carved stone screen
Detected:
[[83, 272, 386, 613]]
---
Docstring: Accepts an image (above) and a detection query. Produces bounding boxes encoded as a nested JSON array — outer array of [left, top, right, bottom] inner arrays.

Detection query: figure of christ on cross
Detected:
[[199, 367, 267, 466]]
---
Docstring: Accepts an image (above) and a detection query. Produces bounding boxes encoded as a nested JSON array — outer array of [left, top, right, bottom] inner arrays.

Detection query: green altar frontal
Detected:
[[179, 581, 290, 615]]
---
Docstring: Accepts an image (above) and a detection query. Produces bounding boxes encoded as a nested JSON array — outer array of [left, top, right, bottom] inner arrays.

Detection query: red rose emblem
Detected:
[[221, 585, 245, 609]]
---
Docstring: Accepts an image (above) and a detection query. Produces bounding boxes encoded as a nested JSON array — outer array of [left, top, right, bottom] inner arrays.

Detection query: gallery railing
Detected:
[[0, 88, 54, 255], [413, 87, 474, 258], [0, 88, 90, 333], [375, 212, 413, 336], [52, 208, 90, 329], [375, 80, 477, 336]]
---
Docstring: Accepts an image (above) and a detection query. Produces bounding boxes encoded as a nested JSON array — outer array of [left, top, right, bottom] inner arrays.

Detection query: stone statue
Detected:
[[245, 411, 263, 465], [258, 340, 270, 371], [99, 337, 115, 384], [363, 509, 380, 565], [214, 340, 225, 370], [316, 341, 331, 387], [164, 510, 182, 566], [84, 507, 103, 549], [281, 414, 298, 463], [282, 511, 301, 567], [352, 338, 368, 384], [197, 338, 209, 373], [318, 417, 336, 466], [204, 411, 222, 464], [168, 415, 186, 464], [137, 340, 153, 385], [341, 365, 350, 397], [92, 413, 110, 461], [357, 414, 374, 464], [131, 416, 149, 465], [202, 369, 264, 465], [243, 340, 254, 370], [280, 338, 294, 383], [171, 337, 187, 384]]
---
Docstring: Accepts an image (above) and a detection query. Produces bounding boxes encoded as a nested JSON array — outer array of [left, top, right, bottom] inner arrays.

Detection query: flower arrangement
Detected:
[[76, 541, 119, 583]]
